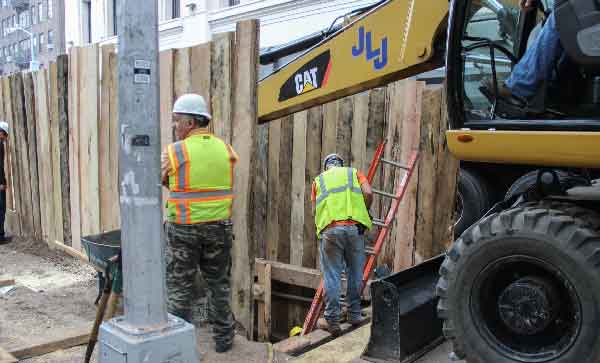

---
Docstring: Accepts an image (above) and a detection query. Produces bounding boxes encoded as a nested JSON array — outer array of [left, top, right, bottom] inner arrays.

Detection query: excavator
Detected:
[[257, 0, 600, 362]]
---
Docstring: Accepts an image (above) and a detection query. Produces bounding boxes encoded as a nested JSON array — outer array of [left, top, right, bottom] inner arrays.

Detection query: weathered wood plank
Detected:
[[253, 124, 268, 259], [255, 259, 321, 289], [230, 19, 259, 339], [257, 262, 272, 342], [108, 52, 120, 230], [278, 115, 293, 265], [3, 77, 21, 236], [49, 63, 65, 245], [393, 81, 424, 271], [190, 43, 211, 106], [336, 96, 353, 164], [365, 88, 386, 229], [33, 70, 53, 243], [321, 101, 338, 160], [351, 92, 369, 173], [68, 46, 82, 251], [79, 45, 101, 238], [99, 45, 114, 232], [9, 326, 90, 360], [159, 49, 174, 221], [11, 74, 34, 236], [266, 120, 280, 261], [22, 73, 42, 239], [304, 106, 322, 269], [57, 55, 72, 245], [210, 32, 234, 143], [290, 111, 307, 266], [173, 47, 191, 99]]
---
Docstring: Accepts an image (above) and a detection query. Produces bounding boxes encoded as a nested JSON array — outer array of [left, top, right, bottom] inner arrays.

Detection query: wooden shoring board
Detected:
[[256, 261, 272, 342], [22, 73, 42, 239], [278, 115, 293, 265], [321, 101, 338, 161], [159, 49, 174, 219], [364, 88, 386, 237], [304, 106, 322, 269], [57, 55, 72, 245], [108, 51, 120, 229], [336, 96, 353, 165], [190, 43, 211, 108], [33, 70, 53, 243], [351, 92, 369, 174], [68, 46, 82, 251], [230, 19, 259, 339], [266, 119, 281, 261], [79, 45, 101, 238], [9, 326, 90, 360], [290, 111, 307, 267], [3, 77, 21, 235], [99, 45, 115, 232], [49, 62, 66, 244], [414, 86, 455, 262], [433, 89, 459, 251], [393, 81, 424, 271], [253, 123, 269, 259], [11, 74, 34, 236], [255, 259, 321, 290], [210, 32, 234, 143], [173, 47, 192, 100]]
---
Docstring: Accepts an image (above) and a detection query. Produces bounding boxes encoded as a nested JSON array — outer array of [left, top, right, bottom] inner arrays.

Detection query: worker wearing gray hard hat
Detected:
[[0, 121, 9, 244], [161, 94, 237, 353]]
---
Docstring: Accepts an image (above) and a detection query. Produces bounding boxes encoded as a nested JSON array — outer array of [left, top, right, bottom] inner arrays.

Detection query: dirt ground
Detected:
[[0, 237, 290, 363]]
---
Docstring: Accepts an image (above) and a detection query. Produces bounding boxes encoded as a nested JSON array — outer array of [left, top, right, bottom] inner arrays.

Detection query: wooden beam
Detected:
[[230, 19, 259, 339], [3, 77, 21, 236], [253, 124, 269, 259], [304, 106, 322, 269], [266, 120, 280, 261], [0, 346, 16, 363], [0, 279, 14, 287], [257, 262, 272, 342], [190, 43, 211, 107], [108, 51, 120, 230], [255, 259, 321, 290], [49, 63, 66, 245], [68, 46, 82, 251], [173, 47, 191, 100], [290, 111, 307, 267], [278, 116, 293, 264], [99, 45, 115, 233], [210, 32, 234, 143], [9, 327, 90, 360], [57, 55, 72, 245]]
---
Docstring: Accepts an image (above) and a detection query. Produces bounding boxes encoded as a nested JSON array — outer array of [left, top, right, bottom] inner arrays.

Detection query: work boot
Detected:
[[317, 318, 341, 336], [215, 340, 233, 353], [347, 314, 365, 326]]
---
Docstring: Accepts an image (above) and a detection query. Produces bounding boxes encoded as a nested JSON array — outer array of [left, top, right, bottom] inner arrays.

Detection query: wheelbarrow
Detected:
[[81, 230, 123, 363]]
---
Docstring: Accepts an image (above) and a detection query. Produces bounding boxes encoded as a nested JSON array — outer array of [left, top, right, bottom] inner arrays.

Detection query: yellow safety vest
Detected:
[[314, 167, 372, 235], [167, 133, 234, 224]]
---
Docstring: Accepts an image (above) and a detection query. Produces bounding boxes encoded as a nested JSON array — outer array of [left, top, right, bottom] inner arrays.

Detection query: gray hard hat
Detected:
[[323, 153, 344, 170], [172, 93, 212, 120], [0, 121, 9, 134]]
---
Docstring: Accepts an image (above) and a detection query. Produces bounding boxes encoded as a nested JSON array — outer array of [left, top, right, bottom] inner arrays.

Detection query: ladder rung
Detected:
[[372, 189, 398, 199], [372, 218, 388, 227], [365, 246, 376, 255], [381, 158, 409, 170]]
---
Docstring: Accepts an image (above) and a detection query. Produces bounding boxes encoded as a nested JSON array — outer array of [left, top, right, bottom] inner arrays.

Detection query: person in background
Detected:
[[0, 121, 10, 245], [161, 94, 237, 353], [312, 153, 373, 336]]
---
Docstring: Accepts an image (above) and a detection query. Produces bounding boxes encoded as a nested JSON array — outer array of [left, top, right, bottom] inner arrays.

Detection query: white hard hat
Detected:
[[0, 121, 9, 134], [172, 94, 212, 120]]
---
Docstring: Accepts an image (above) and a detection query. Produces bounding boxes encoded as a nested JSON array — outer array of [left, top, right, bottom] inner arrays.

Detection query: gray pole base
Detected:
[[98, 314, 198, 363]]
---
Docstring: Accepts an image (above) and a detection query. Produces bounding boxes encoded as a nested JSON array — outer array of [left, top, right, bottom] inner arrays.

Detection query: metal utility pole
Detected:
[[98, 0, 197, 361]]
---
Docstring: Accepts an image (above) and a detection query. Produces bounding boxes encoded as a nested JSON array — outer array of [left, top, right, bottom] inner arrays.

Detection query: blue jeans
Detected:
[[319, 225, 366, 324], [505, 12, 565, 99]]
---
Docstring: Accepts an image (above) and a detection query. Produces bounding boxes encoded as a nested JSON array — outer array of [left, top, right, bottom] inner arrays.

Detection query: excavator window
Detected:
[[457, 0, 600, 129]]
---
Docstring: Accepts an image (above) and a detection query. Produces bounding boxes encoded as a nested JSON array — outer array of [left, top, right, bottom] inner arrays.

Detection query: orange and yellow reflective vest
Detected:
[[167, 133, 234, 224]]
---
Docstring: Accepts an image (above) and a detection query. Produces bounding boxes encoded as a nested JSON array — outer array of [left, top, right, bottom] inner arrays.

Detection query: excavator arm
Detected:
[[257, 0, 449, 123]]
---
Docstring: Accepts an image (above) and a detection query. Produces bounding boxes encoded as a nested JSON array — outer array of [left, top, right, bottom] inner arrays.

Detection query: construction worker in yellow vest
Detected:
[[311, 153, 373, 336], [161, 93, 237, 353]]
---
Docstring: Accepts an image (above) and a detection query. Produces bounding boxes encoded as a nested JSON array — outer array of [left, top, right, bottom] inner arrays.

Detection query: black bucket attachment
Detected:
[[361, 254, 445, 363]]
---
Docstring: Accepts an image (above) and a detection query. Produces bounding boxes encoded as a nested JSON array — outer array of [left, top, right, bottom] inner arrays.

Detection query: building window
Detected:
[[32, 35, 37, 54], [47, 30, 53, 46], [228, 0, 240, 5], [39, 32, 44, 52], [111, 0, 117, 36], [11, 15, 15, 28], [172, 0, 180, 18], [31, 6, 36, 24], [38, 3, 43, 22]]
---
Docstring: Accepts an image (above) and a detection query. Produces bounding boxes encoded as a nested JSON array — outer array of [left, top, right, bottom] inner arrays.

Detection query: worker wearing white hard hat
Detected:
[[160, 93, 237, 353], [0, 120, 9, 244]]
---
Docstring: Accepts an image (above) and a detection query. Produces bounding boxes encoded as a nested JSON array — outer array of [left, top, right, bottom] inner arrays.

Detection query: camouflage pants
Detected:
[[166, 220, 235, 345]]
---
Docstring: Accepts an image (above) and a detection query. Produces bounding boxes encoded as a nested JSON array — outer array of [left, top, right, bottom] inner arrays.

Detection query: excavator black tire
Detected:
[[437, 202, 600, 362]]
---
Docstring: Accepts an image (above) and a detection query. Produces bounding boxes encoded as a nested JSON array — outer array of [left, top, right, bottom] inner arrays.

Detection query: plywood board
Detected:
[[159, 49, 174, 221], [79, 45, 100, 238], [210, 32, 234, 143], [68, 46, 82, 251], [56, 55, 71, 245], [230, 19, 259, 339], [22, 73, 42, 239], [49, 63, 66, 244], [33, 70, 53, 243], [304, 107, 322, 269]]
